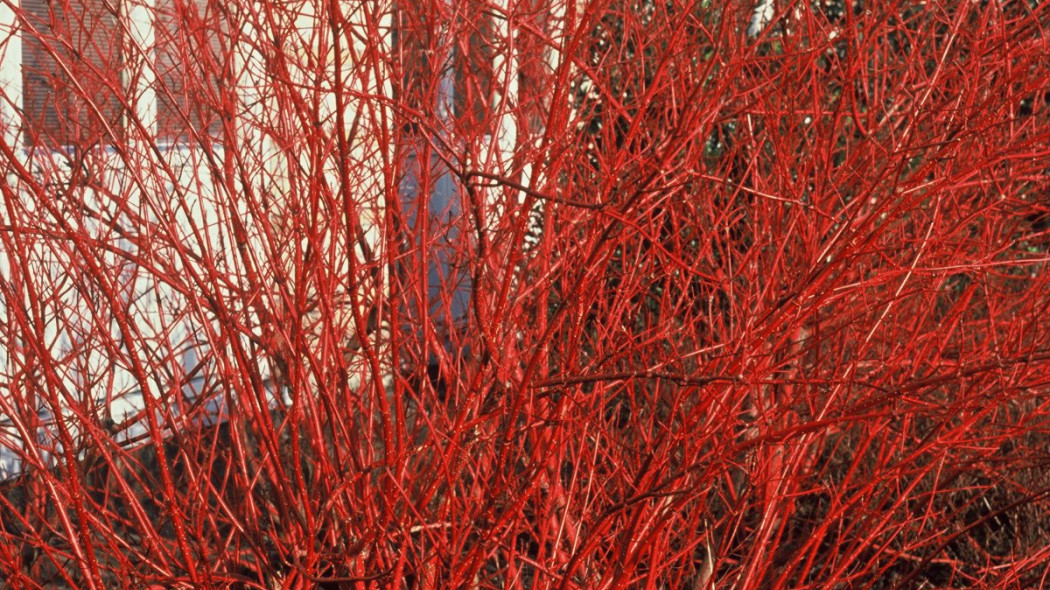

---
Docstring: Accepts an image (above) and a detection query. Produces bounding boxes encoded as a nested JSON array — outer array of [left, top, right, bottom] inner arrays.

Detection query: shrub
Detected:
[[0, 0, 1048, 587]]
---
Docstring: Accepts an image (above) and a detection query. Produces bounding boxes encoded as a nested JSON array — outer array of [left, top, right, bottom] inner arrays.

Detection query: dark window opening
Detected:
[[453, 7, 494, 131], [394, 2, 494, 135], [393, 1, 441, 134], [154, 0, 225, 141]]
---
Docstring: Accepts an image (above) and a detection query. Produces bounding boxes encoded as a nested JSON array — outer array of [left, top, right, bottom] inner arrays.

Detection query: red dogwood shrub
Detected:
[[0, 0, 1048, 587]]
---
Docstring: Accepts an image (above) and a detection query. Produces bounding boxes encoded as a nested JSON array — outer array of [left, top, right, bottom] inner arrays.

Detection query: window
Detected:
[[154, 0, 224, 139], [17, 0, 224, 147], [393, 1, 439, 132], [22, 0, 125, 146], [394, 0, 495, 134], [453, 2, 494, 129]]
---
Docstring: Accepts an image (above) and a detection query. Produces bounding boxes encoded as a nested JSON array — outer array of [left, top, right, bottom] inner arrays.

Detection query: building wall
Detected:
[[0, 0, 396, 477], [0, 0, 538, 477]]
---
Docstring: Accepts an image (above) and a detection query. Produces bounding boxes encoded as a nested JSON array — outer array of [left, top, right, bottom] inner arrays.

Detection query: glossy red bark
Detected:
[[0, 0, 1048, 587]]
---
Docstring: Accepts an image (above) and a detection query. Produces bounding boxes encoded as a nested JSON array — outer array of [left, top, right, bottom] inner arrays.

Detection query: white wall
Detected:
[[0, 0, 394, 478]]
